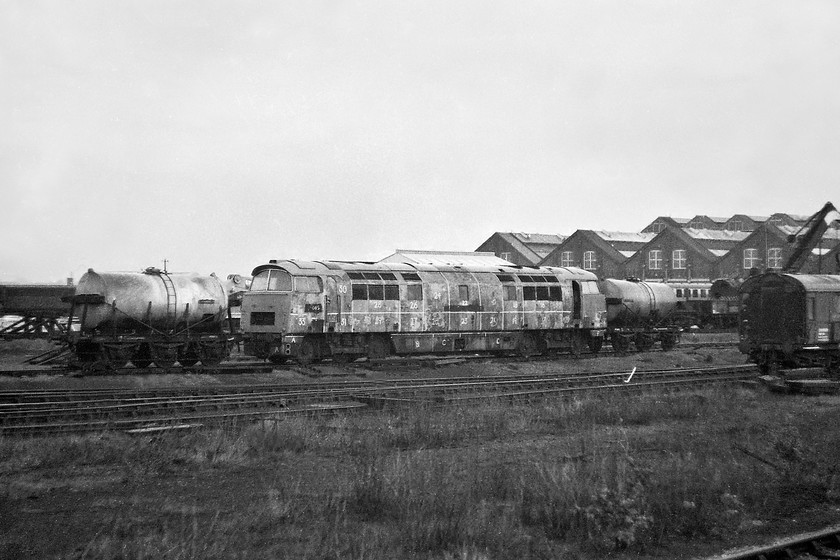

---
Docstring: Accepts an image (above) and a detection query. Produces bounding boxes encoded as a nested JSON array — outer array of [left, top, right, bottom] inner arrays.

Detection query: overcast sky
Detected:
[[2, 1, 839, 283]]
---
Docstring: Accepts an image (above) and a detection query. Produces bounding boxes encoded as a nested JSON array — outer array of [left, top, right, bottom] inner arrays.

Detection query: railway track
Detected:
[[704, 524, 840, 559], [0, 364, 757, 436], [0, 339, 737, 377]]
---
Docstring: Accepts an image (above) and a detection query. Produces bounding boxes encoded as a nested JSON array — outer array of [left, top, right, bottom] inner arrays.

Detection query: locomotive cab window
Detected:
[[251, 270, 292, 291]]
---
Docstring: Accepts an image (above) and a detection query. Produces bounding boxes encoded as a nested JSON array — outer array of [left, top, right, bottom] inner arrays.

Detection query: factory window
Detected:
[[294, 276, 322, 293], [352, 284, 368, 300], [458, 285, 470, 304], [348, 272, 365, 280], [536, 286, 550, 300], [675, 288, 683, 297], [368, 285, 384, 300], [767, 248, 782, 269], [743, 248, 760, 269], [504, 286, 517, 300], [500, 252, 512, 261], [583, 251, 596, 270], [549, 286, 562, 301], [648, 250, 662, 270], [672, 249, 686, 269], [651, 222, 665, 233], [560, 251, 574, 267], [401, 272, 421, 282], [523, 286, 537, 300], [384, 285, 399, 300], [380, 273, 397, 280], [496, 274, 514, 282], [406, 284, 423, 300], [727, 220, 744, 231], [362, 272, 381, 280]]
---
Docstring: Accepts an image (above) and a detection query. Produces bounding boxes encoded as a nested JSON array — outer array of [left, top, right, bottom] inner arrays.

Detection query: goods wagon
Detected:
[[69, 267, 231, 369], [709, 278, 741, 329], [669, 281, 713, 327], [0, 284, 75, 338], [241, 260, 608, 364], [599, 279, 680, 351], [738, 272, 840, 373]]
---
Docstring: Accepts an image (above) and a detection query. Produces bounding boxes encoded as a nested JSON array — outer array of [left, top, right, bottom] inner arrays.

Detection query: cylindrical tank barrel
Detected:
[[72, 268, 228, 332], [599, 279, 678, 326]]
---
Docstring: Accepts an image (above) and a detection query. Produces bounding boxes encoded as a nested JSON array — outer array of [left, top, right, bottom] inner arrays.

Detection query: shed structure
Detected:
[[474, 232, 566, 266]]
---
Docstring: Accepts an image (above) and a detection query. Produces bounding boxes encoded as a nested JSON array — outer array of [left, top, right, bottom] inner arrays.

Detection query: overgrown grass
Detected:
[[3, 387, 840, 559]]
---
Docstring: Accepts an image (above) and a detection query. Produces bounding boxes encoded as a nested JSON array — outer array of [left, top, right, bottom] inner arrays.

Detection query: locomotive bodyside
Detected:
[[739, 272, 840, 373], [70, 268, 231, 370], [598, 278, 680, 351], [242, 260, 608, 364]]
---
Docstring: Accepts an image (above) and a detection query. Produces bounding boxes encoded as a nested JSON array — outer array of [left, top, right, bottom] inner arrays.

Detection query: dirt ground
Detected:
[[4, 335, 840, 559]]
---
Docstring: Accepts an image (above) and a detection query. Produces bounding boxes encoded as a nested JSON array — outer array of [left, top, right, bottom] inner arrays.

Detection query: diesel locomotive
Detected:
[[240, 259, 680, 364]]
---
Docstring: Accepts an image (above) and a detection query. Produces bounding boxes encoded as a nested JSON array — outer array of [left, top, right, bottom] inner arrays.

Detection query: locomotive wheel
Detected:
[[131, 344, 153, 369], [570, 334, 583, 358], [517, 333, 538, 359], [367, 336, 391, 360], [268, 354, 287, 365], [297, 338, 318, 365], [587, 336, 603, 354], [611, 334, 630, 353], [634, 333, 654, 352]]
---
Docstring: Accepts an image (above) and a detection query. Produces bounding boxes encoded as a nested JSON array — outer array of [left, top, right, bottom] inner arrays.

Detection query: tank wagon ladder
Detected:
[[159, 272, 177, 329]]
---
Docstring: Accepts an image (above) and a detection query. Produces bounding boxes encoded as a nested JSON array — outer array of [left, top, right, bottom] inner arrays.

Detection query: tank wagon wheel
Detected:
[[587, 336, 603, 354], [178, 343, 200, 367], [131, 344, 153, 369], [611, 334, 630, 354], [103, 346, 130, 370], [151, 344, 178, 369], [367, 336, 391, 360], [517, 333, 538, 359], [660, 333, 678, 352], [297, 337, 319, 365]]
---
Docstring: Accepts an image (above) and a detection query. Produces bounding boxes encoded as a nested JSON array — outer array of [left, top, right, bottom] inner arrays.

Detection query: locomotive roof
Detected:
[[252, 260, 599, 280], [741, 272, 840, 293]]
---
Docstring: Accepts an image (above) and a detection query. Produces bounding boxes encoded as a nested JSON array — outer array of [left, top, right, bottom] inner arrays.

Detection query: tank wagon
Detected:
[[599, 279, 680, 351], [240, 259, 680, 364], [739, 272, 840, 374], [69, 267, 231, 369]]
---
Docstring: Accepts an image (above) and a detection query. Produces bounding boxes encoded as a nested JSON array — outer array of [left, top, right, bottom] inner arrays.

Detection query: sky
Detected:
[[2, 0, 839, 283]]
